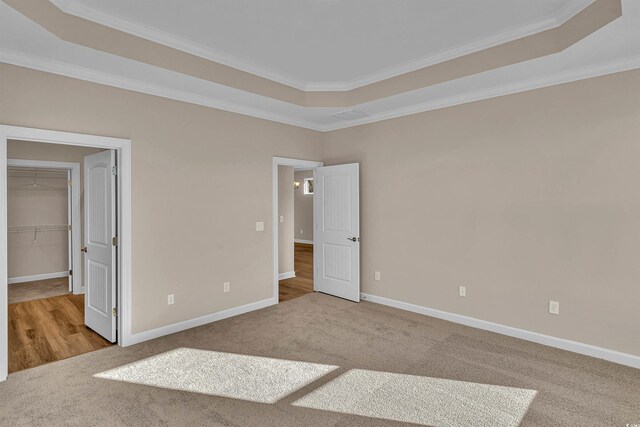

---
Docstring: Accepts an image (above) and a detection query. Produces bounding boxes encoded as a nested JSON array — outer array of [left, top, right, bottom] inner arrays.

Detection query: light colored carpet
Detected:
[[293, 369, 536, 427], [95, 348, 338, 403], [0, 292, 638, 426], [8, 277, 69, 304]]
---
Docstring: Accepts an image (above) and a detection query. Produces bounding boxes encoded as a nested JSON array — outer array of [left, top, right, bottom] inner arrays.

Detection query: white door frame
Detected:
[[7, 158, 82, 294], [0, 125, 133, 382], [272, 157, 323, 301]]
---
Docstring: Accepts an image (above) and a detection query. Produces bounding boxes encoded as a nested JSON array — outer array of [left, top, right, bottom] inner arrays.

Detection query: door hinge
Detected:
[[112, 307, 118, 317], [68, 224, 72, 231], [112, 236, 119, 246], [112, 166, 117, 176], [69, 269, 72, 276]]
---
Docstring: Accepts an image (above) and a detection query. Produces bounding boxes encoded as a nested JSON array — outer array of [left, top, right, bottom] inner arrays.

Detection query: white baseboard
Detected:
[[361, 293, 640, 369], [8, 271, 69, 284], [124, 297, 278, 347], [294, 239, 313, 245], [278, 271, 296, 280]]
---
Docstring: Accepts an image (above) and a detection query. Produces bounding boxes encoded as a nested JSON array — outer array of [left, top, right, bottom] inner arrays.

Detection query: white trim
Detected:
[[3, 48, 639, 134], [0, 49, 325, 132], [278, 271, 296, 280], [0, 125, 132, 382], [7, 158, 82, 294], [126, 297, 277, 346], [8, 271, 69, 285], [294, 239, 313, 245], [321, 55, 640, 132], [273, 157, 323, 302], [49, 0, 592, 92], [361, 293, 640, 369]]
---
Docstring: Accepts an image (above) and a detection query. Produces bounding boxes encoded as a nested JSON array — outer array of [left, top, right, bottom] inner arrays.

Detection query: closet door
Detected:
[[83, 150, 117, 342]]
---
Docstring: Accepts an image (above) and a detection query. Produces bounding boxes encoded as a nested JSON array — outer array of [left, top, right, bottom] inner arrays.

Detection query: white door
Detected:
[[84, 150, 117, 342], [313, 163, 360, 302]]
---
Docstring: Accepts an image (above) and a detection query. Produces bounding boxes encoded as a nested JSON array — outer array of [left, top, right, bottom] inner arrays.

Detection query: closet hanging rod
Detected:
[[8, 224, 70, 232]]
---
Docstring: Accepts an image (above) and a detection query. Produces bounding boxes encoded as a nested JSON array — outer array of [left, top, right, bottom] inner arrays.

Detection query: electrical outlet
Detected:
[[549, 300, 560, 315], [167, 294, 174, 305], [374, 271, 381, 281], [256, 222, 264, 231], [224, 282, 230, 293], [280, 216, 284, 223], [459, 286, 466, 297]]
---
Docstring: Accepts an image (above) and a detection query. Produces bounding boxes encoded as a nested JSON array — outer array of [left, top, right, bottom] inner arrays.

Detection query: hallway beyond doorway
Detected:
[[279, 243, 313, 302]]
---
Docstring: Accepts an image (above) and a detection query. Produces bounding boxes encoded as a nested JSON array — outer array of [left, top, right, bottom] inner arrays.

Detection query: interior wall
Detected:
[[7, 141, 105, 286], [7, 171, 68, 279], [294, 170, 314, 242], [278, 165, 294, 274], [323, 69, 640, 357], [0, 63, 324, 334]]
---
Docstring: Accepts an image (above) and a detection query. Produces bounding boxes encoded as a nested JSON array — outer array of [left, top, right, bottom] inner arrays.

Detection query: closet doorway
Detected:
[[5, 142, 114, 374], [7, 159, 81, 299]]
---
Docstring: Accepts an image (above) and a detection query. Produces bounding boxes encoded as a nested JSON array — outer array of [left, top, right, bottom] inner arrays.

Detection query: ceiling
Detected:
[[50, 0, 584, 88], [1, 0, 639, 131]]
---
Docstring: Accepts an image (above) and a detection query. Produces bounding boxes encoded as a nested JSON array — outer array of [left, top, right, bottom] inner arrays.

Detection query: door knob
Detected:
[[81, 247, 88, 253], [347, 237, 359, 242]]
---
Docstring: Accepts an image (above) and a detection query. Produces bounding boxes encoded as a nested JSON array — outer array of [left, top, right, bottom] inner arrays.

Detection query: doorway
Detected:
[[273, 157, 322, 302], [278, 166, 315, 302], [0, 125, 132, 382], [5, 143, 114, 373]]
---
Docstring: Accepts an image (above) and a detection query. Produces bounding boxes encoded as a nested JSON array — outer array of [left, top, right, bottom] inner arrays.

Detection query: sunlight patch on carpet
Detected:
[[292, 369, 536, 427], [94, 348, 338, 404]]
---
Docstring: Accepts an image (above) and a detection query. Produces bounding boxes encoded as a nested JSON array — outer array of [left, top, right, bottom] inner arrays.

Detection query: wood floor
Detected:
[[279, 243, 314, 302], [8, 293, 113, 374], [8, 277, 70, 304]]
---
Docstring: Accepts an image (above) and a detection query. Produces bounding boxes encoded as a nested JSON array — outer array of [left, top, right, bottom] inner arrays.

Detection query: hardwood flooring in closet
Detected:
[[8, 293, 113, 374]]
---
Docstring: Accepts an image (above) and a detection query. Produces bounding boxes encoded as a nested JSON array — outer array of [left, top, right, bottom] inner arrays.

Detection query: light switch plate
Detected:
[[256, 222, 264, 231], [374, 271, 381, 281]]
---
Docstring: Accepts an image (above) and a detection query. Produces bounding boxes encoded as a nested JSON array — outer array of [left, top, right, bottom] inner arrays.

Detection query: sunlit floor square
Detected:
[[293, 368, 537, 427], [94, 348, 338, 404]]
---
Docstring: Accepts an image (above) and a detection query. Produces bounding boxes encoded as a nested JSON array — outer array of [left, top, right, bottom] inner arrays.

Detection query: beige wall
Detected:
[[2, 62, 638, 357], [7, 172, 68, 279], [7, 141, 105, 285], [278, 166, 294, 274], [323, 69, 640, 356], [0, 63, 323, 334], [294, 170, 314, 242]]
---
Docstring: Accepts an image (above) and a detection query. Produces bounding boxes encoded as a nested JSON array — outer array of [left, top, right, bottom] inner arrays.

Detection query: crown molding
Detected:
[[49, 0, 309, 91], [0, 49, 325, 132], [49, 0, 595, 93], [2, 49, 638, 133], [319, 55, 640, 131]]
